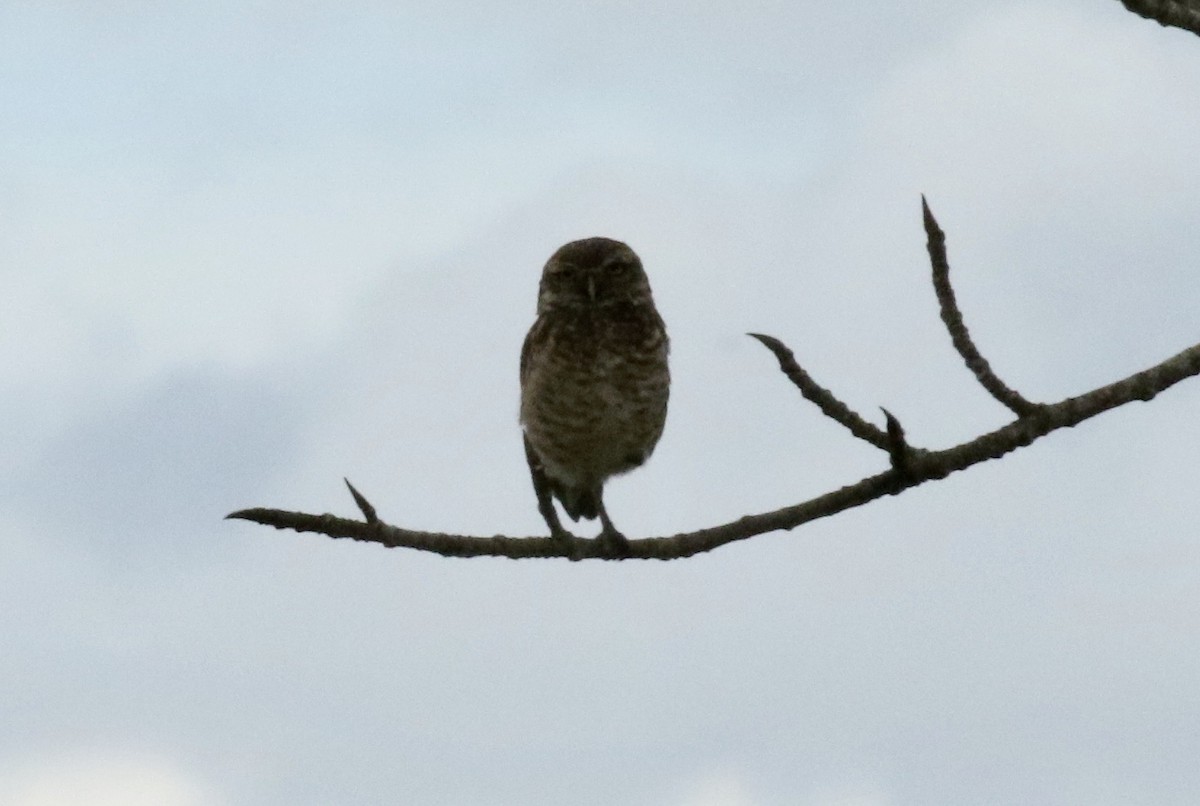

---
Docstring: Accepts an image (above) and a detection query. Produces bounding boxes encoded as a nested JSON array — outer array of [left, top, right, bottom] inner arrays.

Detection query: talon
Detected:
[[550, 526, 583, 561], [595, 499, 631, 558], [598, 527, 631, 558]]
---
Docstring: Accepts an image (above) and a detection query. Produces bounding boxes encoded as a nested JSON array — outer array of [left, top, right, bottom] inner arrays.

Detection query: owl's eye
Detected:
[[607, 259, 630, 274]]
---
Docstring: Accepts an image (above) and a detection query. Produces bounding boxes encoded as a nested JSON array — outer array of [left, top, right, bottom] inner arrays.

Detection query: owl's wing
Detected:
[[519, 318, 541, 385]]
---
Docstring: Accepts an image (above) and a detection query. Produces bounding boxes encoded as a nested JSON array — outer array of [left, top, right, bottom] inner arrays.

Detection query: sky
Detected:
[[3, 2, 1200, 804]]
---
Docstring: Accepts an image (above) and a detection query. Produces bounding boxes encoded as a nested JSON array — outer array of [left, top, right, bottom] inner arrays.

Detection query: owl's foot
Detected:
[[596, 503, 631, 558], [549, 525, 585, 561], [597, 527, 631, 558]]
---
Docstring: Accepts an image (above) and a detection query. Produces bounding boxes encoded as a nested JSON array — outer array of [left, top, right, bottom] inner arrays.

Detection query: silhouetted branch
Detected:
[[923, 197, 1041, 417], [1119, 0, 1200, 36], [228, 340, 1200, 559]]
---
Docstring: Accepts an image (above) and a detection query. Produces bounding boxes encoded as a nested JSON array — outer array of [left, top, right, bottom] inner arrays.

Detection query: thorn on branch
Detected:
[[922, 195, 1041, 418], [881, 407, 912, 479], [344, 478, 379, 524]]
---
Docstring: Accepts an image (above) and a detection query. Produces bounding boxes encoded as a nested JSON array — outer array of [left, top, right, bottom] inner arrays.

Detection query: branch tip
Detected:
[[921, 194, 938, 233], [224, 508, 281, 527], [746, 331, 779, 350]]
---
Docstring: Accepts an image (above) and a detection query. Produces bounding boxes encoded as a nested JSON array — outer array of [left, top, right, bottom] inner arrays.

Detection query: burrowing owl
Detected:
[[520, 237, 670, 555]]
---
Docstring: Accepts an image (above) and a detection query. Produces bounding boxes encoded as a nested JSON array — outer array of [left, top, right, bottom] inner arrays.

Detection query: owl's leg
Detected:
[[595, 494, 631, 557], [523, 436, 579, 556]]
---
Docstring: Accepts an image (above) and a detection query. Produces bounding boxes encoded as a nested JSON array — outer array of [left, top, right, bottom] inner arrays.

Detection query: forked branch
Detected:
[[228, 199, 1200, 561]]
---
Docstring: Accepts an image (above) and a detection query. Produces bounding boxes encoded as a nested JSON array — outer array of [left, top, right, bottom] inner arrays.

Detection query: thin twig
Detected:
[[747, 332, 896, 451], [227, 340, 1200, 560], [923, 196, 1041, 417]]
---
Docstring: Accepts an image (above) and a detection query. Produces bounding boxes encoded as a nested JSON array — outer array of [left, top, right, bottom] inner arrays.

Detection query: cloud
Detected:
[[803, 786, 892, 806], [672, 771, 761, 806], [0, 752, 223, 806], [4, 363, 305, 566]]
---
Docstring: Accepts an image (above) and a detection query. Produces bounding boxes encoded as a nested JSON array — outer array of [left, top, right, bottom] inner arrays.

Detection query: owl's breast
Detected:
[[520, 307, 669, 488]]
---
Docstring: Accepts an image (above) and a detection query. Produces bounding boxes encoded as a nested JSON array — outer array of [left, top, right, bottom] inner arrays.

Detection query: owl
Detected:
[[519, 237, 670, 556]]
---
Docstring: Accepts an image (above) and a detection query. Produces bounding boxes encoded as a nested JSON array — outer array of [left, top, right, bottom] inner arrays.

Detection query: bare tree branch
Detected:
[[923, 197, 1041, 417], [227, 341, 1200, 560], [228, 198, 1200, 561], [1118, 0, 1200, 36]]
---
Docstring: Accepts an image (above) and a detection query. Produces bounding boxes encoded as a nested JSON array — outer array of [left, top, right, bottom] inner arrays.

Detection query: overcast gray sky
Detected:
[[3, 3, 1200, 805]]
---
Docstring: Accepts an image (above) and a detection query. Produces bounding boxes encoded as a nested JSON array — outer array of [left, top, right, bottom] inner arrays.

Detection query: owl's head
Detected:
[[537, 237, 654, 313]]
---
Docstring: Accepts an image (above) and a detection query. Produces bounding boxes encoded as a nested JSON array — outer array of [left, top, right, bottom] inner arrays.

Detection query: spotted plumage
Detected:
[[519, 237, 670, 554]]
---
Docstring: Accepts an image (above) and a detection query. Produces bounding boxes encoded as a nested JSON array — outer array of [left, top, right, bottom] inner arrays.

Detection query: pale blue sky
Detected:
[[3, 3, 1200, 805]]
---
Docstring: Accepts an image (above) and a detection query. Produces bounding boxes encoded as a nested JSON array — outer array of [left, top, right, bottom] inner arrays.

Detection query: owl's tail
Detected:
[[556, 485, 600, 522]]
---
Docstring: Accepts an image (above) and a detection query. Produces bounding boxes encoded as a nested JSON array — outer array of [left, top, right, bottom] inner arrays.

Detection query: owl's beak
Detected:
[[586, 273, 596, 302]]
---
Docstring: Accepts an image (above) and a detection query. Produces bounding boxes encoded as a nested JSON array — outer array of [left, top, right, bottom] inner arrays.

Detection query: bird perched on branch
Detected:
[[519, 237, 670, 556]]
